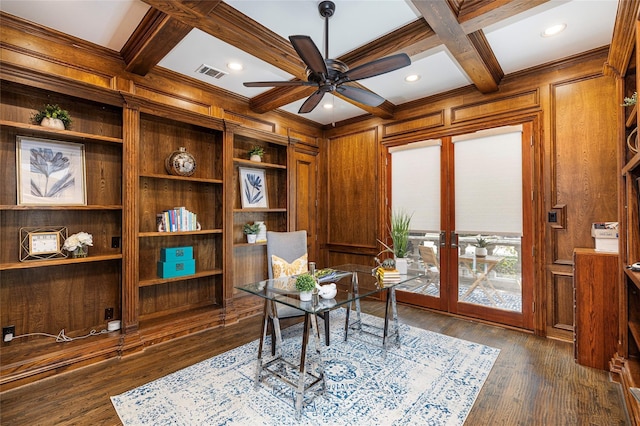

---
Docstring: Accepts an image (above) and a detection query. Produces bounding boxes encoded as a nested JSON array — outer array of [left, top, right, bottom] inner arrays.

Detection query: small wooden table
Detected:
[[458, 255, 505, 305]]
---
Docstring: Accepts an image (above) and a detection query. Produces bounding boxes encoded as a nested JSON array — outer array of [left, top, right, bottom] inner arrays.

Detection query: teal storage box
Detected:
[[160, 246, 193, 262], [157, 259, 196, 278]]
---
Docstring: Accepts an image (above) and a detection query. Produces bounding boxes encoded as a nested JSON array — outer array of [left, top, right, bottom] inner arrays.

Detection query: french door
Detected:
[[391, 124, 534, 330]]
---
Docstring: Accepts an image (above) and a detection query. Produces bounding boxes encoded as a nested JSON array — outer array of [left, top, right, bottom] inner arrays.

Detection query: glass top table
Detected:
[[236, 263, 422, 417]]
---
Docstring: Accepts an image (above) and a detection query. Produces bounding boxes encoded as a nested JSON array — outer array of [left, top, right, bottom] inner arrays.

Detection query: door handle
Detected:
[[440, 231, 446, 247], [450, 231, 458, 248]]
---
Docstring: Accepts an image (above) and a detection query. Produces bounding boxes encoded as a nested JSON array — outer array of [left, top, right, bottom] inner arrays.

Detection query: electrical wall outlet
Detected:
[[111, 236, 120, 249], [3, 325, 15, 343], [104, 307, 114, 320]]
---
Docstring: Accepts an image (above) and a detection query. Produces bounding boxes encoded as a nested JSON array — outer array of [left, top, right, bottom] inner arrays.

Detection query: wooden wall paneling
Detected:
[[549, 75, 618, 264], [326, 128, 379, 249], [546, 269, 574, 339], [291, 148, 318, 262]]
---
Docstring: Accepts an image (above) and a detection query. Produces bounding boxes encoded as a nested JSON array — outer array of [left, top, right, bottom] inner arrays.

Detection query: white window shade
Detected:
[[453, 127, 523, 235], [391, 141, 441, 231]]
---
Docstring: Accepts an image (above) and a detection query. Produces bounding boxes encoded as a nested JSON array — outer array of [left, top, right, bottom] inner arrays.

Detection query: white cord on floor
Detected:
[[10, 328, 108, 343]]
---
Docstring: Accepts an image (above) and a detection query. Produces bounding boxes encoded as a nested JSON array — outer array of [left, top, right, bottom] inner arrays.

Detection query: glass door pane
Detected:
[[453, 126, 523, 313], [390, 141, 442, 301]]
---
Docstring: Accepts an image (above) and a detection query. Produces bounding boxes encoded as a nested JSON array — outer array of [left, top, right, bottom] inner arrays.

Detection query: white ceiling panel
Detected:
[[227, 0, 420, 58], [158, 29, 295, 98], [364, 47, 472, 105], [485, 0, 618, 74], [0, 0, 149, 51]]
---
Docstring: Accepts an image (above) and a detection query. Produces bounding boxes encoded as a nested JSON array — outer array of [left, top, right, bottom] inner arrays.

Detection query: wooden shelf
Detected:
[[139, 269, 223, 288], [0, 119, 123, 144], [625, 268, 640, 291], [138, 229, 222, 238], [233, 158, 287, 169], [622, 151, 640, 175], [139, 172, 222, 184], [0, 254, 122, 271], [0, 204, 122, 211], [630, 321, 640, 348], [234, 242, 266, 248], [233, 208, 287, 213]]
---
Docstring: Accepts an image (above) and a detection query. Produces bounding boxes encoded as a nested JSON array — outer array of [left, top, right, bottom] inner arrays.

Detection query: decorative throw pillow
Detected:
[[271, 253, 308, 278]]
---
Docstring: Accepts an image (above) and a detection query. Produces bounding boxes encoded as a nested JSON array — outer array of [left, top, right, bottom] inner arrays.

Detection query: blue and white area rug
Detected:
[[111, 309, 499, 426]]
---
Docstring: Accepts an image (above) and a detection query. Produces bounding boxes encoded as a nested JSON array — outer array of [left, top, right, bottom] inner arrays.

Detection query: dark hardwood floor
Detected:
[[0, 300, 629, 425]]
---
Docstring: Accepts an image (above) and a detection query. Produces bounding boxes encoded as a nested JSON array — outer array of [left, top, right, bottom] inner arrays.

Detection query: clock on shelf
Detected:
[[165, 147, 196, 177], [20, 226, 67, 261]]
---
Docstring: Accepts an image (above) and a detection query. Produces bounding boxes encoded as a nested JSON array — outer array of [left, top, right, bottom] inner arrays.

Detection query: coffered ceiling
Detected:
[[0, 0, 620, 126]]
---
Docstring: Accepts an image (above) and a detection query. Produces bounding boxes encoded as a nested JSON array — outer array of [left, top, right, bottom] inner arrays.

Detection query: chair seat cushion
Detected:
[[271, 253, 308, 278]]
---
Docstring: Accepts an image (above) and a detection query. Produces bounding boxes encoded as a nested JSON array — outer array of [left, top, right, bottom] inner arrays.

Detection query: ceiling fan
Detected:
[[243, 0, 411, 114]]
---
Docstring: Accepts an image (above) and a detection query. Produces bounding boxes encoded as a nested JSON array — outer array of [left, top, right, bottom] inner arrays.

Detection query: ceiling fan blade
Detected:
[[289, 35, 328, 76], [342, 53, 411, 82], [243, 81, 314, 88], [299, 90, 326, 113], [336, 85, 385, 107]]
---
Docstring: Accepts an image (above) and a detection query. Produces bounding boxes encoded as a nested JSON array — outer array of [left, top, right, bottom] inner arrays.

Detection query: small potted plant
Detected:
[[32, 104, 72, 130], [377, 210, 413, 274], [243, 222, 260, 244], [473, 236, 493, 257], [295, 273, 316, 301], [248, 146, 264, 162]]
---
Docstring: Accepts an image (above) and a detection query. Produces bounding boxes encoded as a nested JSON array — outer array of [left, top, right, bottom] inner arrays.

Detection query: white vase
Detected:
[[247, 234, 257, 244], [299, 291, 313, 302], [475, 247, 488, 257], [395, 257, 408, 274], [40, 117, 65, 130], [255, 221, 267, 243], [250, 154, 262, 162]]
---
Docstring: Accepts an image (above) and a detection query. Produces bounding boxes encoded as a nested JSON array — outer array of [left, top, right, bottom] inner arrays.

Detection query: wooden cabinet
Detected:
[[573, 249, 619, 370], [228, 126, 290, 292], [0, 80, 124, 387], [135, 112, 225, 330]]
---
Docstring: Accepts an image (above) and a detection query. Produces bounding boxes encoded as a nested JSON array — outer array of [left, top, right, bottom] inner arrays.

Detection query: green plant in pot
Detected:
[[243, 222, 260, 244], [295, 273, 316, 301], [32, 104, 72, 130], [377, 210, 413, 274], [473, 236, 493, 257], [248, 146, 264, 162]]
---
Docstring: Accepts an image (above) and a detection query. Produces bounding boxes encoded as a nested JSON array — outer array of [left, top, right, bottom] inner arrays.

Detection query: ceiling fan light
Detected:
[[405, 74, 421, 83], [227, 62, 243, 71], [541, 23, 566, 37]]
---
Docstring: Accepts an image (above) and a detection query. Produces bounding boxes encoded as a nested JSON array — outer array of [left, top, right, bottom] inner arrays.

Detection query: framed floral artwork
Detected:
[[239, 167, 268, 208], [16, 136, 87, 206]]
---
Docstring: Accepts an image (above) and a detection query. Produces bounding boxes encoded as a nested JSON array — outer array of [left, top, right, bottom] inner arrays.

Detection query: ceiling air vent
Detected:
[[195, 64, 227, 79]]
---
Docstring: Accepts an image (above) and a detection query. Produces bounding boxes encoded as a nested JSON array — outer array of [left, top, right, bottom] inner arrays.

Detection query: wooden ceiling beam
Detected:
[[411, 0, 500, 93]]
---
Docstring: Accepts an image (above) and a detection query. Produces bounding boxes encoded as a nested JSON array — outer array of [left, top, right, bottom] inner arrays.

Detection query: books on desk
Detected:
[[375, 267, 402, 283]]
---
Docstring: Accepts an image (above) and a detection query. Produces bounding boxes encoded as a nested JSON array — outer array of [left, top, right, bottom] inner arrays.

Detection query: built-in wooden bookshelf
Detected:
[[136, 112, 225, 328], [0, 80, 123, 388], [230, 127, 290, 293]]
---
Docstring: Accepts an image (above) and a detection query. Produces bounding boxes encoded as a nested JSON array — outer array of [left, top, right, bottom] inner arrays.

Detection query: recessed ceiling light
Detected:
[[405, 74, 421, 83], [227, 62, 243, 71], [323, 103, 333, 109], [541, 23, 566, 37]]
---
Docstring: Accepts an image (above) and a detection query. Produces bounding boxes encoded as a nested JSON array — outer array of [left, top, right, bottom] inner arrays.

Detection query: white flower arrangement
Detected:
[[63, 232, 93, 252]]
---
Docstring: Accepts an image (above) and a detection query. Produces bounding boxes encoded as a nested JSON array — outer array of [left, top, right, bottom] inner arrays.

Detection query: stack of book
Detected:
[[375, 267, 402, 283], [157, 206, 198, 232]]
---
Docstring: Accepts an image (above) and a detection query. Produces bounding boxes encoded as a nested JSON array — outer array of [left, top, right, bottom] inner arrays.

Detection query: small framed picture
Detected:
[[16, 136, 87, 206], [239, 167, 268, 208], [20, 226, 68, 261]]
